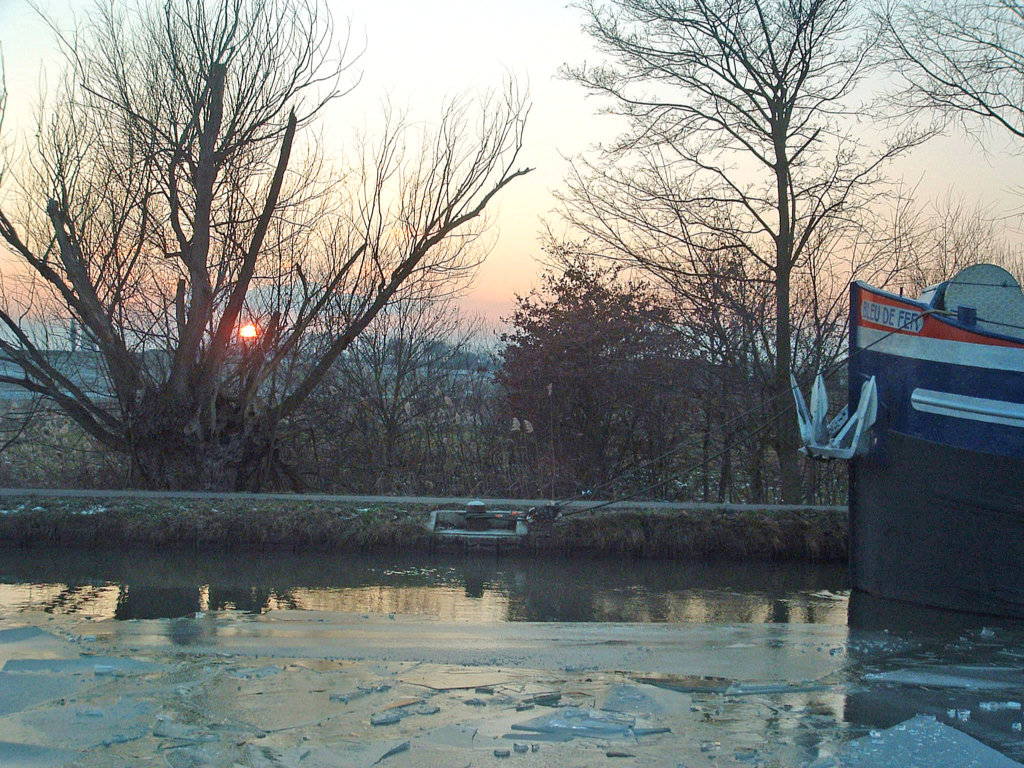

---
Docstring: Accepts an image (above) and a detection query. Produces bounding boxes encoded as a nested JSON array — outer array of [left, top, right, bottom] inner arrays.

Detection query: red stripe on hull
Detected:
[[856, 285, 1024, 349]]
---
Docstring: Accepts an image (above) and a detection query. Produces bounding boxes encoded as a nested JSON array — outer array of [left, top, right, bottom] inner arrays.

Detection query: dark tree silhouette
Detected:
[[497, 251, 689, 497]]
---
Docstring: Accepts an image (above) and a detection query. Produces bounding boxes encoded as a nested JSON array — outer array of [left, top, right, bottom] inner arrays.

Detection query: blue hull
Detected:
[[851, 431, 1024, 616]]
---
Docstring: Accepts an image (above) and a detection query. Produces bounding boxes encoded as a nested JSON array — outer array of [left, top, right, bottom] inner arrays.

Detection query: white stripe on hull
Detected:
[[858, 326, 1024, 373]]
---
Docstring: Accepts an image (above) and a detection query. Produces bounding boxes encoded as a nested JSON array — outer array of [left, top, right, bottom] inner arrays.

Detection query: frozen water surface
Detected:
[[2, 552, 1024, 764]]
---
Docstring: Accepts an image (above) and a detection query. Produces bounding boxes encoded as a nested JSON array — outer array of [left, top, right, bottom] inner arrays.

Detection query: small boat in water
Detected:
[[793, 264, 1024, 617]]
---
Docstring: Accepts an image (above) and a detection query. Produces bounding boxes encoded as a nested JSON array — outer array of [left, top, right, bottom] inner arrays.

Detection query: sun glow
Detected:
[[239, 323, 259, 339]]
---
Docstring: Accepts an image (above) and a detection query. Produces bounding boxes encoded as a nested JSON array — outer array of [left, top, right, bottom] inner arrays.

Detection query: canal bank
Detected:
[[0, 492, 847, 561]]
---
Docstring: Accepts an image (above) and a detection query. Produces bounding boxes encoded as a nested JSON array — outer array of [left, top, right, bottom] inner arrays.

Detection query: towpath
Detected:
[[0, 486, 843, 512]]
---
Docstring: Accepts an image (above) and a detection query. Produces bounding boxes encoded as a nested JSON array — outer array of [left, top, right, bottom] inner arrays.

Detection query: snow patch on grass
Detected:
[[73, 505, 107, 515]]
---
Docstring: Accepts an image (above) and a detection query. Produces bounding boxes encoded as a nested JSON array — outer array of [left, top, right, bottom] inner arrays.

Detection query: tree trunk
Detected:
[[129, 392, 277, 491], [774, 265, 803, 503]]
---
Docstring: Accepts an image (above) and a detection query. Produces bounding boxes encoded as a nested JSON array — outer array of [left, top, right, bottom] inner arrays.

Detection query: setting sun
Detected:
[[239, 323, 259, 339]]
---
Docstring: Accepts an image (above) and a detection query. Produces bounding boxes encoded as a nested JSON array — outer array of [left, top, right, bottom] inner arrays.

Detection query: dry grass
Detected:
[[0, 496, 848, 561], [530, 506, 848, 561], [0, 497, 434, 552]]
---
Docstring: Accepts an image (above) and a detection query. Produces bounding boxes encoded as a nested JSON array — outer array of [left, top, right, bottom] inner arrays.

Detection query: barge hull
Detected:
[[851, 430, 1024, 617]]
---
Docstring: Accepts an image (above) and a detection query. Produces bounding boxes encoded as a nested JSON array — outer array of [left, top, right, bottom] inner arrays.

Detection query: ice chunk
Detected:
[[601, 684, 662, 714], [979, 701, 1023, 711], [837, 715, 1023, 767], [329, 683, 390, 704], [511, 707, 669, 740], [370, 711, 401, 726]]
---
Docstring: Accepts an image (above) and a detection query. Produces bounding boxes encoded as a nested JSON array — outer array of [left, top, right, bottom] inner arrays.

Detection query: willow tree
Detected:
[[0, 0, 529, 490], [561, 0, 921, 502]]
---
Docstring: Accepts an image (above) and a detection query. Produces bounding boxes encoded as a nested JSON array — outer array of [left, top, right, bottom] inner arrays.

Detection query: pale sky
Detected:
[[3, 0, 1024, 327]]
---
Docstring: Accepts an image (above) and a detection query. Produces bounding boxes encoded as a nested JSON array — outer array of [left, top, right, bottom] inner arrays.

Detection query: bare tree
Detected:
[[877, 0, 1024, 140], [882, 191, 1024, 292], [301, 287, 486, 494], [0, 0, 530, 490], [560, 0, 924, 502]]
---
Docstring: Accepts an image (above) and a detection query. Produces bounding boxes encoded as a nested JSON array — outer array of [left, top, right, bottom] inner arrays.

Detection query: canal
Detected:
[[4, 550, 1024, 765]]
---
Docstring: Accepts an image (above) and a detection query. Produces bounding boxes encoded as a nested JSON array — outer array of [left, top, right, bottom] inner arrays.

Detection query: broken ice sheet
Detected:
[[725, 680, 834, 696], [0, 671, 89, 717], [836, 715, 1023, 767], [243, 744, 310, 768], [414, 722, 480, 750], [152, 713, 218, 742], [2, 656, 166, 675], [0, 740, 81, 768], [229, 665, 281, 680], [165, 743, 228, 768], [0, 626, 81, 670], [397, 664, 523, 691], [511, 706, 669, 740], [629, 672, 732, 694], [21, 695, 155, 749], [864, 666, 1024, 690], [0, 627, 50, 645], [301, 738, 409, 768]]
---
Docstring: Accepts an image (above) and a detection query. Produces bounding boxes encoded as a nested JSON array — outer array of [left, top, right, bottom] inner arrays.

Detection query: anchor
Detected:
[[790, 372, 878, 460]]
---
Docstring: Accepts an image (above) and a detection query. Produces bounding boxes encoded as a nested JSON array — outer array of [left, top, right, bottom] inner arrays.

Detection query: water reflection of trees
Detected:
[[23, 583, 119, 617], [3, 550, 849, 624]]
